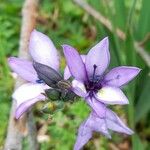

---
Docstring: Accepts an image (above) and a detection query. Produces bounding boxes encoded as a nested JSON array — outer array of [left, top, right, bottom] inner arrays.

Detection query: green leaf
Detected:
[[135, 72, 150, 122], [114, 0, 126, 30], [136, 0, 150, 40], [123, 31, 136, 66], [132, 134, 145, 150]]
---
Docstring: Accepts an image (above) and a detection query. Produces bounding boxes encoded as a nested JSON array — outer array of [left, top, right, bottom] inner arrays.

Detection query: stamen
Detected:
[[92, 64, 97, 82], [36, 79, 44, 84]]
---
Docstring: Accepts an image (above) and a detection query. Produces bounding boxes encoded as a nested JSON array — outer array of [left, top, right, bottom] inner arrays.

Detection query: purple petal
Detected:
[[85, 37, 110, 78], [87, 112, 111, 138], [106, 109, 134, 135], [71, 87, 87, 98], [62, 45, 88, 82], [103, 66, 141, 87], [15, 94, 45, 119], [29, 30, 60, 70], [95, 86, 129, 105], [74, 121, 92, 150], [8, 57, 38, 83], [86, 97, 106, 118], [64, 55, 86, 80], [64, 66, 71, 80]]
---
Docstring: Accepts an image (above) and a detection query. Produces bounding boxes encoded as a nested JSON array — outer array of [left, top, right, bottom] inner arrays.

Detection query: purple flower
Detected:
[[74, 109, 133, 150], [63, 37, 141, 149], [63, 37, 141, 117], [8, 30, 60, 119]]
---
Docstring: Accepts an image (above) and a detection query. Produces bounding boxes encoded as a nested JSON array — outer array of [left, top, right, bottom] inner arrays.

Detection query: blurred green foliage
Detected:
[[0, 0, 150, 149]]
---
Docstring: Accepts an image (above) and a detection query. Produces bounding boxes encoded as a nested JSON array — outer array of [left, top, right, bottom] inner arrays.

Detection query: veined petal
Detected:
[[103, 66, 141, 87], [86, 97, 106, 118], [106, 109, 134, 135], [15, 95, 45, 119], [85, 37, 110, 78], [74, 121, 92, 150], [29, 30, 60, 70], [12, 83, 46, 107], [64, 55, 86, 80], [87, 112, 111, 138], [63, 45, 88, 82], [95, 86, 129, 105], [8, 57, 38, 83]]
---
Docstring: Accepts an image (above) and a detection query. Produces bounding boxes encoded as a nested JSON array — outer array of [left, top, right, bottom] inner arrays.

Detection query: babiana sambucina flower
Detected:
[[63, 37, 141, 150]]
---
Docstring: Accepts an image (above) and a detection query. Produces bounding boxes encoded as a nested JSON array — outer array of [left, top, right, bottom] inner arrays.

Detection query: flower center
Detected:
[[85, 64, 102, 95]]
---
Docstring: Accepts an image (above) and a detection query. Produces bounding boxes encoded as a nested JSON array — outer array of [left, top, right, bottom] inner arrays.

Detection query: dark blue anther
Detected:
[[36, 79, 44, 84]]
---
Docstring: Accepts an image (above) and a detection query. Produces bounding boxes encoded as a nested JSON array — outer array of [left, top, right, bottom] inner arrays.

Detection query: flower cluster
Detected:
[[8, 30, 141, 150]]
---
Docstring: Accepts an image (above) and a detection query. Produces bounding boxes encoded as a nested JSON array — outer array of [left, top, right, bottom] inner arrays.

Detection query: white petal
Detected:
[[95, 86, 129, 105], [72, 79, 87, 94], [13, 83, 46, 107]]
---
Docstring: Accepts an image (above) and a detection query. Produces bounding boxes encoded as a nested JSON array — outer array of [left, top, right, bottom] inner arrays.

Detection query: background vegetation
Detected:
[[0, 0, 150, 149]]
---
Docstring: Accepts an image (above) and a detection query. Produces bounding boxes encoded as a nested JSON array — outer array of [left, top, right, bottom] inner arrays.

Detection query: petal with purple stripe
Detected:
[[63, 45, 88, 82], [64, 55, 86, 80], [85, 37, 110, 78], [103, 66, 141, 87], [86, 97, 106, 118]]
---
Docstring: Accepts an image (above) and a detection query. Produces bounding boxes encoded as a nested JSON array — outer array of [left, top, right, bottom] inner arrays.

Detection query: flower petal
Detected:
[[64, 66, 71, 80], [74, 121, 92, 150], [87, 112, 111, 138], [63, 45, 88, 82], [103, 66, 141, 87], [29, 30, 60, 70], [12, 83, 46, 107], [15, 95, 45, 119], [85, 37, 110, 78], [72, 80, 87, 94], [8, 57, 38, 83], [71, 87, 87, 98], [64, 55, 86, 80], [86, 97, 106, 118], [71, 80, 87, 97], [95, 86, 129, 105], [106, 109, 134, 135]]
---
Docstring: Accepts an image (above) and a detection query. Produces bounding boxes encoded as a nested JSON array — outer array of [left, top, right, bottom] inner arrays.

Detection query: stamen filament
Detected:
[[92, 64, 97, 82]]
